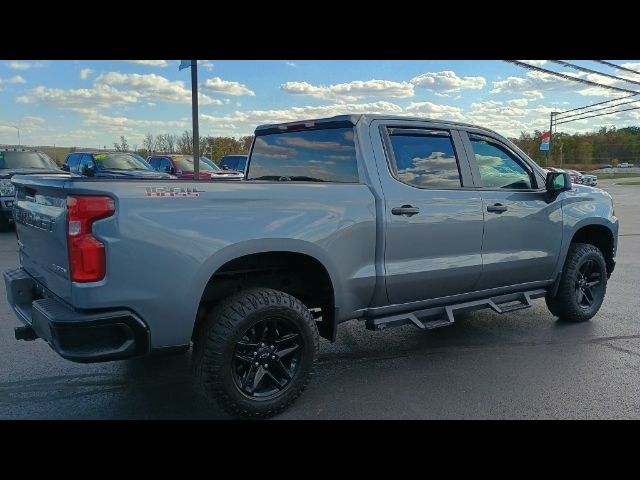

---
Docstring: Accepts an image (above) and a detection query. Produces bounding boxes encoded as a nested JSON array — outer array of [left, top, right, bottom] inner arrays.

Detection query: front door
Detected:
[[373, 122, 485, 305], [463, 132, 562, 290]]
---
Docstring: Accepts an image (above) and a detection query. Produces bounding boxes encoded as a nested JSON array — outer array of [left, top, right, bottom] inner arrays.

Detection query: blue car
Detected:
[[219, 154, 248, 173], [64, 151, 175, 179]]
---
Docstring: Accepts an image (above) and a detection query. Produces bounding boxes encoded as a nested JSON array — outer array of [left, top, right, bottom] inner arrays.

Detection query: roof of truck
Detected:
[[255, 114, 503, 137]]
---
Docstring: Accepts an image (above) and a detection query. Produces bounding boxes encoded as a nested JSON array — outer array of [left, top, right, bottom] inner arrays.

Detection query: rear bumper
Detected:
[[4, 267, 149, 363]]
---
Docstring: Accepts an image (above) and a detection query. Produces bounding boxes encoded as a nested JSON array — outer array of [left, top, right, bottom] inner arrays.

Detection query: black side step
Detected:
[[365, 289, 547, 332]]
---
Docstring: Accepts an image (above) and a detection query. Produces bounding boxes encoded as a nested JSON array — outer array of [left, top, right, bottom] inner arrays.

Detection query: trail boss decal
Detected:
[[142, 186, 201, 197]]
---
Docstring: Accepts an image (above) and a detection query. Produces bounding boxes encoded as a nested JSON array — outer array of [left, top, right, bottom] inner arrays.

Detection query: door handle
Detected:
[[487, 203, 508, 213], [392, 205, 420, 216]]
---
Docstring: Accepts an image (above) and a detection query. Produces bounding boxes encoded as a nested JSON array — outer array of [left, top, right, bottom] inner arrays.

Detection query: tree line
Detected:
[[510, 126, 640, 168], [112, 131, 254, 164]]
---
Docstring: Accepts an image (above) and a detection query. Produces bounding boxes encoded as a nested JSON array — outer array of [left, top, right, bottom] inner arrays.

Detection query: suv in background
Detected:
[[219, 154, 248, 173], [64, 151, 174, 179], [147, 154, 243, 180], [0, 148, 64, 231]]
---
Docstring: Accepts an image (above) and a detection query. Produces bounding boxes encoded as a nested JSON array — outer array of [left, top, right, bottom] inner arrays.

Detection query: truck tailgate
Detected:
[[12, 175, 72, 303]]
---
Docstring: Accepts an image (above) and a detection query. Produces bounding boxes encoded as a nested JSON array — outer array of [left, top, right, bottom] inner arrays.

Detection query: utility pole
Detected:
[[190, 60, 200, 180]]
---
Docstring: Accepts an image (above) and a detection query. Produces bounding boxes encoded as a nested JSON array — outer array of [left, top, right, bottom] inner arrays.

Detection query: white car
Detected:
[[582, 174, 598, 186]]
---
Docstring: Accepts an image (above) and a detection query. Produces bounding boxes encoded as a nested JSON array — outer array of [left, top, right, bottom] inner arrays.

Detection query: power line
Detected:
[[555, 93, 638, 117], [594, 60, 640, 77], [504, 60, 640, 95], [555, 98, 640, 121], [555, 105, 640, 125], [549, 60, 640, 87]]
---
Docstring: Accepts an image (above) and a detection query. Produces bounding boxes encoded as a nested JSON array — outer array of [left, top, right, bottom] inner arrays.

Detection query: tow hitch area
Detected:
[[15, 325, 38, 341]]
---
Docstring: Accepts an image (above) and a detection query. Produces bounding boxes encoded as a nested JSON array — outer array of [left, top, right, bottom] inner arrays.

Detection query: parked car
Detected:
[[619, 162, 630, 168], [566, 169, 584, 184], [201, 156, 244, 179], [581, 173, 598, 186], [0, 148, 66, 231], [6, 114, 618, 418], [219, 154, 248, 173], [63, 151, 174, 179], [147, 154, 243, 180]]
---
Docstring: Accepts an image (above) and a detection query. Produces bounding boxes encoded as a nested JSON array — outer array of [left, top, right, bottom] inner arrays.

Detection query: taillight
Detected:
[[67, 195, 115, 282]]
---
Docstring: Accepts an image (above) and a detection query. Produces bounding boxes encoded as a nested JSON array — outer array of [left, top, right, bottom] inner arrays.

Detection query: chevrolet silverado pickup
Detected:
[[4, 115, 618, 418]]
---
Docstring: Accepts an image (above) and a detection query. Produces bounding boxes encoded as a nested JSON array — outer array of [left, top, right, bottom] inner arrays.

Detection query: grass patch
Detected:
[[595, 173, 640, 179], [615, 181, 640, 186]]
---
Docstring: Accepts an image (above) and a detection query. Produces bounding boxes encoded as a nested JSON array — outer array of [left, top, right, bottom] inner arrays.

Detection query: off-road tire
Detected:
[[546, 243, 608, 322], [193, 288, 319, 419]]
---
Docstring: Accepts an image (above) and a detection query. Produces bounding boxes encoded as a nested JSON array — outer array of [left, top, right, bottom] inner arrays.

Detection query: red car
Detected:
[[147, 154, 243, 180]]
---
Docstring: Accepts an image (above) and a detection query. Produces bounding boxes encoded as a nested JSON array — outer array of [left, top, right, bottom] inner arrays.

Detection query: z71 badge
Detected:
[[142, 186, 201, 197]]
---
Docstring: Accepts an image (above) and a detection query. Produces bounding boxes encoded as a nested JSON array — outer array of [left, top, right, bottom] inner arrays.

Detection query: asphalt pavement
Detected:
[[1, 179, 638, 419]]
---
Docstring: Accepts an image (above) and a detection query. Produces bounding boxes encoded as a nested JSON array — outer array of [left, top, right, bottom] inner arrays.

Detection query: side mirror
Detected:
[[164, 165, 175, 174], [61, 164, 70, 172], [545, 171, 572, 193]]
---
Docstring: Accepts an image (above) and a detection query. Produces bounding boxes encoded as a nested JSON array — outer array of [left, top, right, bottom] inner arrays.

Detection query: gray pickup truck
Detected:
[[4, 115, 618, 418]]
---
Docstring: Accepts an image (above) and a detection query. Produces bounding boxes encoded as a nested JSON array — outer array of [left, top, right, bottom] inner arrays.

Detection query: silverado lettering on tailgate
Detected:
[[142, 186, 201, 197], [14, 207, 55, 232]]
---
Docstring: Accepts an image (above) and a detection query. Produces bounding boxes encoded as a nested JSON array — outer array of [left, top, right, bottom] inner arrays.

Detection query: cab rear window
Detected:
[[247, 127, 359, 183]]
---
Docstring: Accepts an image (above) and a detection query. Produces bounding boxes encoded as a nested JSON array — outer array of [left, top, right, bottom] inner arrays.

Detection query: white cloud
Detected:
[[95, 72, 223, 106], [519, 60, 547, 66], [16, 84, 139, 114], [404, 101, 466, 120], [506, 98, 529, 107], [6, 61, 46, 70], [285, 61, 296, 67], [410, 71, 486, 92], [280, 79, 414, 102], [0, 75, 26, 84], [123, 60, 169, 68], [200, 61, 214, 71], [201, 101, 403, 134], [79, 68, 93, 80], [201, 77, 255, 96]]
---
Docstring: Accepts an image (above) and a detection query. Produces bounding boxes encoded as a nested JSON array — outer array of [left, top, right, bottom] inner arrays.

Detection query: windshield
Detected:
[[94, 153, 153, 171], [0, 151, 58, 169], [200, 157, 221, 171], [173, 156, 215, 172]]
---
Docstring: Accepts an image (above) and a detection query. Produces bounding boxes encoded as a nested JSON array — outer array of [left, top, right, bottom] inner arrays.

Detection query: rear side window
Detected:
[[387, 130, 462, 189], [66, 153, 81, 172], [247, 127, 359, 182]]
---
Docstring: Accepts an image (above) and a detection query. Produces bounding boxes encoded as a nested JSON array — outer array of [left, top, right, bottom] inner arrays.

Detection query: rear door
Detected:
[[371, 120, 484, 304], [461, 131, 562, 289]]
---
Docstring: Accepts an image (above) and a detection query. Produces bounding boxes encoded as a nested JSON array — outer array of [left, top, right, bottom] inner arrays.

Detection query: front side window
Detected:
[[387, 131, 462, 189], [148, 157, 160, 169], [247, 127, 359, 182], [470, 137, 533, 189], [66, 154, 81, 172]]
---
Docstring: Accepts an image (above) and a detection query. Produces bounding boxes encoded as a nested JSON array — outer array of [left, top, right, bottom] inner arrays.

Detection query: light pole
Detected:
[[11, 125, 20, 146]]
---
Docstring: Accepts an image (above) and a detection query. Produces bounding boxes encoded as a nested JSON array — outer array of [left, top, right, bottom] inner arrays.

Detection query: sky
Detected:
[[1, 59, 640, 148]]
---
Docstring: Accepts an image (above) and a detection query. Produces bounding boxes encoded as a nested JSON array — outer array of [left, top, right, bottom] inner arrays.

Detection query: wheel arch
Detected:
[[189, 239, 344, 341]]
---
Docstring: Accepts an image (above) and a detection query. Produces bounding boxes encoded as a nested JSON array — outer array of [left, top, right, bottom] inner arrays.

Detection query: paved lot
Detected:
[[0, 180, 638, 419]]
